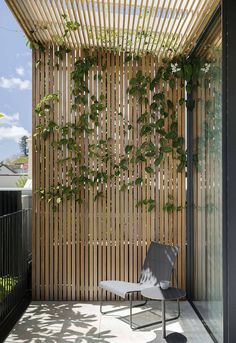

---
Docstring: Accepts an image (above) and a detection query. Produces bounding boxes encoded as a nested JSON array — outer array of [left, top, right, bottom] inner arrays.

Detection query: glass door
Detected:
[[192, 16, 223, 342]]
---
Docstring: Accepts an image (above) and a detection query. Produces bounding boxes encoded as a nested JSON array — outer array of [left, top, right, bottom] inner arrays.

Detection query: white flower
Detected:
[[201, 63, 211, 73], [171, 63, 181, 74]]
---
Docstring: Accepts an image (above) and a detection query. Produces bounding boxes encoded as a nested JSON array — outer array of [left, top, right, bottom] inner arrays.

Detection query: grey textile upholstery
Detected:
[[99, 281, 152, 298], [139, 242, 179, 285], [99, 241, 179, 299]]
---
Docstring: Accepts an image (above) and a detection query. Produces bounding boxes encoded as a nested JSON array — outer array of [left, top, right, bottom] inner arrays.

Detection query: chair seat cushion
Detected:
[[99, 280, 155, 298]]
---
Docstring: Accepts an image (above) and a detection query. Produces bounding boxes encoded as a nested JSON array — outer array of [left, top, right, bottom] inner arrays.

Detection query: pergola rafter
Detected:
[[6, 0, 220, 57]]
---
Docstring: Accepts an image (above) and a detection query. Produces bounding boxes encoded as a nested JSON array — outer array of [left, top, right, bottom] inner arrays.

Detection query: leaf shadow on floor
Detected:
[[5, 302, 116, 343]]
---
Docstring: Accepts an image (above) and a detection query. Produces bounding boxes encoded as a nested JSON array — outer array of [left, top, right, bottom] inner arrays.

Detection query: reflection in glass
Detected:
[[192, 18, 223, 342]]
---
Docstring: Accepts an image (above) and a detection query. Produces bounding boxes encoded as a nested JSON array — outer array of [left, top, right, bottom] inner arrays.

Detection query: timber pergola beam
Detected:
[[5, 0, 219, 58]]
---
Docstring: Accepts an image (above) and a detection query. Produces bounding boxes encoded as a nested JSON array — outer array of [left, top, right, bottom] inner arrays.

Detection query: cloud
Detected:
[[16, 67, 25, 76], [0, 125, 30, 142], [0, 112, 20, 125], [0, 76, 31, 90], [16, 52, 31, 58]]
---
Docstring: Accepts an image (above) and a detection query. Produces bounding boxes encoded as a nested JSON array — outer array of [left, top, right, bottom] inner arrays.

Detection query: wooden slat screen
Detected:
[[32, 48, 186, 300], [6, 0, 220, 59]]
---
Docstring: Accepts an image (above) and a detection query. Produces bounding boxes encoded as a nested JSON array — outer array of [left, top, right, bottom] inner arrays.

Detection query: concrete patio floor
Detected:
[[5, 301, 213, 343]]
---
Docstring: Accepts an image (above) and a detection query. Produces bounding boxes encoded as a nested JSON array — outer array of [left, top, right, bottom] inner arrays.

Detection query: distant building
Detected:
[[0, 164, 16, 175], [0, 163, 27, 188]]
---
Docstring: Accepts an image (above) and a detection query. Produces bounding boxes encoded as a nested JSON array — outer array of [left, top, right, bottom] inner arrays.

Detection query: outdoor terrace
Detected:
[[1, 0, 224, 342]]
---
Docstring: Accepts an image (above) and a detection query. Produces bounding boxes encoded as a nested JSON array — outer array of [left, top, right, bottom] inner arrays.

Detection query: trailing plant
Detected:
[[54, 14, 80, 59], [34, 34, 207, 210], [35, 93, 59, 117], [163, 194, 184, 213], [192, 50, 222, 172]]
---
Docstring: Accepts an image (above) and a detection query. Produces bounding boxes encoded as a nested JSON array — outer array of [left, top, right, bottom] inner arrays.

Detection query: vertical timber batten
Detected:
[[32, 48, 186, 300]]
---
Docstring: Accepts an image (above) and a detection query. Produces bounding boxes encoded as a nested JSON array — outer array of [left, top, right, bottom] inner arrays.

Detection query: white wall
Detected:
[[0, 175, 26, 188]]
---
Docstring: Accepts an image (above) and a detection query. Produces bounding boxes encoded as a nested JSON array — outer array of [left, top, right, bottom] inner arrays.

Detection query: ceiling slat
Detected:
[[5, 0, 220, 58]]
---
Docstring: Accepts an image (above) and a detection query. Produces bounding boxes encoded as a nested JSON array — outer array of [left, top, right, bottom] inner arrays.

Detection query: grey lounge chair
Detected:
[[99, 241, 179, 329]]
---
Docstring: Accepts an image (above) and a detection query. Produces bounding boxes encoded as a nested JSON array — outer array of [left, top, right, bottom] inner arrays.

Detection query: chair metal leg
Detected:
[[100, 290, 147, 316], [131, 298, 181, 330], [100, 288, 104, 314], [100, 289, 180, 331], [162, 300, 166, 338], [130, 293, 133, 329]]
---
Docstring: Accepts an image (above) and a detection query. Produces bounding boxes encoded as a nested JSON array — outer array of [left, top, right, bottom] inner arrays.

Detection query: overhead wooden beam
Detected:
[[5, 0, 220, 56]]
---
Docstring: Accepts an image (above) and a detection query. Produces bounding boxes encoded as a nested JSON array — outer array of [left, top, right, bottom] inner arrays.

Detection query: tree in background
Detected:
[[16, 175, 27, 188], [19, 135, 29, 156]]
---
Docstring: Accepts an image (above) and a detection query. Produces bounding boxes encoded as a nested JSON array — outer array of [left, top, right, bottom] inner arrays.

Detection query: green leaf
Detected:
[[179, 97, 185, 106], [150, 102, 158, 111], [148, 200, 156, 212], [125, 54, 132, 63], [153, 92, 165, 101], [183, 63, 193, 82], [156, 119, 164, 128], [160, 138, 167, 146], [170, 122, 178, 131], [177, 162, 185, 173], [150, 79, 156, 91], [119, 158, 128, 170], [166, 131, 177, 140], [167, 99, 174, 109], [163, 202, 175, 213], [135, 152, 146, 162], [169, 79, 175, 89], [154, 153, 163, 166], [140, 124, 153, 136], [186, 82, 192, 94], [177, 137, 185, 146], [145, 166, 154, 174], [94, 191, 103, 201], [128, 87, 136, 95], [125, 144, 133, 154], [135, 177, 143, 185], [160, 146, 173, 153]]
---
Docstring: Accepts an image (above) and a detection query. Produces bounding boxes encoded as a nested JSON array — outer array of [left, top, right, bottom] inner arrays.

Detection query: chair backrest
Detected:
[[139, 241, 179, 286]]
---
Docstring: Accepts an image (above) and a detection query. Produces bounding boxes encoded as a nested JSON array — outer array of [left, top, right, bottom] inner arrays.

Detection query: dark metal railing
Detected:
[[0, 209, 32, 325]]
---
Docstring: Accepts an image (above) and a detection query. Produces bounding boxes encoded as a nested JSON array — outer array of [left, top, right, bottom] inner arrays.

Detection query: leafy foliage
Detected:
[[34, 38, 208, 211], [35, 93, 59, 117], [0, 276, 18, 302], [163, 194, 184, 213]]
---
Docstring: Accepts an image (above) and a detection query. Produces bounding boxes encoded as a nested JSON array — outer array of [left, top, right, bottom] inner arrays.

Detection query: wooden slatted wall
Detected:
[[32, 48, 186, 301]]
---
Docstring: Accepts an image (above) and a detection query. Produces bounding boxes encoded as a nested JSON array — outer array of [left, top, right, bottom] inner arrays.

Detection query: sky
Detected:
[[0, 1, 32, 161]]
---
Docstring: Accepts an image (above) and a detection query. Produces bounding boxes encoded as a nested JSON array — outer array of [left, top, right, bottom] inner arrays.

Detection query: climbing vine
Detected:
[[32, 15, 209, 211]]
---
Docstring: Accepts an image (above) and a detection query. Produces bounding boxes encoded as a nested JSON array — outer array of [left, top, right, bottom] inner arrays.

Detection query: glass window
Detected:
[[192, 16, 223, 342]]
